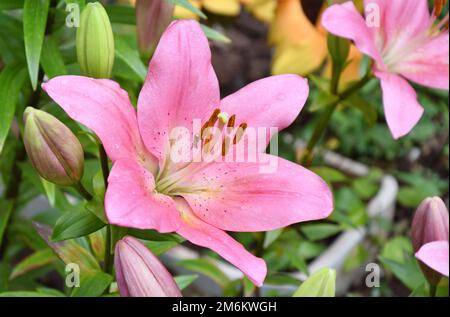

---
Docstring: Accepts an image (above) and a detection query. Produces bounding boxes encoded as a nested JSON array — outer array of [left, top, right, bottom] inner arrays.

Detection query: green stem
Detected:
[[99, 144, 109, 188], [300, 72, 373, 166], [73, 181, 93, 201], [429, 284, 437, 297], [98, 144, 114, 280]]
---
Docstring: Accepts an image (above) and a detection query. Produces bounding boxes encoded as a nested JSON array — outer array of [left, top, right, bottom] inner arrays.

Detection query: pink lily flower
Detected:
[[42, 20, 333, 286], [322, 0, 449, 139], [415, 240, 449, 277]]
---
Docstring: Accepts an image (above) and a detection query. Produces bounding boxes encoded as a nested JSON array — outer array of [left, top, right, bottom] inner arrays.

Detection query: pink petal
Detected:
[[364, 0, 431, 50], [415, 241, 449, 277], [42, 76, 155, 166], [105, 159, 181, 232], [375, 71, 424, 139], [137, 20, 220, 164], [175, 198, 267, 286], [321, 2, 382, 65], [396, 33, 450, 90], [179, 154, 333, 232], [220, 75, 309, 150]]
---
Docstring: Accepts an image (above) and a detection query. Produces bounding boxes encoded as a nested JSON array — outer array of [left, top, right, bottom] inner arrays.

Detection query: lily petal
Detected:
[[179, 154, 333, 232], [375, 71, 424, 139], [137, 20, 220, 164], [415, 240, 449, 277], [395, 33, 450, 90], [175, 198, 267, 286], [364, 0, 431, 50], [321, 1, 382, 65], [42, 76, 153, 165], [105, 159, 181, 232], [220, 74, 309, 150]]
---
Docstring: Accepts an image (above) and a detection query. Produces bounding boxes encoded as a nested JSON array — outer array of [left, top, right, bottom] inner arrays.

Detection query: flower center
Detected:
[[155, 108, 248, 195]]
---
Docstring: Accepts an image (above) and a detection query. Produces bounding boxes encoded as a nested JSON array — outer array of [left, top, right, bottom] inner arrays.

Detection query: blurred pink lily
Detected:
[[415, 241, 449, 278], [115, 236, 182, 297], [42, 20, 333, 286], [322, 0, 449, 139]]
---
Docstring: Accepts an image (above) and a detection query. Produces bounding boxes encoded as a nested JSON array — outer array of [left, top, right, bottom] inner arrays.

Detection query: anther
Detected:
[[233, 123, 248, 145]]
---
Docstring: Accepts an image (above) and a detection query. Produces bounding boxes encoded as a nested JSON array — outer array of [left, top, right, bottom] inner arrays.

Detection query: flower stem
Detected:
[[73, 181, 93, 201], [98, 144, 114, 279], [300, 71, 373, 166], [429, 284, 437, 297]]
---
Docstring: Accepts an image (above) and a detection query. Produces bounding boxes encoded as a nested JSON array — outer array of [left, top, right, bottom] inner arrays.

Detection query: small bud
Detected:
[[115, 236, 182, 297], [136, 0, 174, 56], [23, 107, 84, 186], [76, 2, 115, 78], [411, 197, 449, 284]]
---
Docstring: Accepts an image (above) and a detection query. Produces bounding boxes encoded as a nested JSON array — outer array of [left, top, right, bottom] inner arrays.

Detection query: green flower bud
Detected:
[[76, 2, 115, 78], [23, 107, 84, 186]]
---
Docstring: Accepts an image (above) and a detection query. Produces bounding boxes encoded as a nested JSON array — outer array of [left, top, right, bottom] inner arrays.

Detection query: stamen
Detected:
[[434, 0, 448, 17], [233, 123, 248, 145], [227, 114, 236, 128], [201, 108, 220, 137]]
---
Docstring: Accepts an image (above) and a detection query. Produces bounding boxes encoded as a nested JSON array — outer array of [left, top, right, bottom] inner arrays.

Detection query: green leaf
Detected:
[[379, 256, 426, 291], [310, 90, 339, 112], [128, 228, 184, 243], [23, 0, 50, 90], [144, 240, 179, 256], [174, 274, 198, 290], [0, 201, 13, 248], [201, 24, 231, 43], [0, 64, 28, 153], [301, 223, 342, 241], [70, 271, 113, 297], [34, 222, 101, 274], [0, 291, 57, 297], [40, 36, 67, 78], [352, 177, 379, 199], [41, 177, 56, 207], [342, 94, 377, 126], [52, 208, 106, 242], [169, 0, 207, 19], [177, 258, 229, 288], [115, 36, 147, 83], [0, 0, 24, 10], [263, 229, 283, 249], [85, 197, 108, 223], [105, 5, 135, 24], [293, 268, 336, 297], [310, 166, 348, 184], [10, 249, 57, 279]]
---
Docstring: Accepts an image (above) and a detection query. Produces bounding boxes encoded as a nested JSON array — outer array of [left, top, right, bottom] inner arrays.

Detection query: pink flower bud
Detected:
[[23, 107, 84, 186], [114, 236, 181, 297], [136, 0, 174, 56], [411, 196, 449, 284]]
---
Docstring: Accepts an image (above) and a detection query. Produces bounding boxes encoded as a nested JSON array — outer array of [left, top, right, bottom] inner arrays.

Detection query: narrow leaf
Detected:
[[115, 37, 147, 83], [40, 36, 67, 78], [10, 249, 57, 279], [174, 274, 198, 290], [201, 24, 231, 43], [169, 0, 207, 19], [177, 258, 229, 288], [0, 64, 27, 153], [52, 209, 106, 242], [70, 271, 113, 297], [23, 0, 50, 90]]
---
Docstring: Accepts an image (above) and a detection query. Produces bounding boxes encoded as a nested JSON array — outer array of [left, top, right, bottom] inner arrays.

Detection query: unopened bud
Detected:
[[136, 0, 174, 56], [411, 196, 449, 284], [23, 107, 84, 186], [115, 236, 181, 297], [76, 2, 115, 78]]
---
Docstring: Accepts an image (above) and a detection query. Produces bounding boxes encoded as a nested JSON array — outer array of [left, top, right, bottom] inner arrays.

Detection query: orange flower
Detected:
[[270, 0, 363, 86]]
